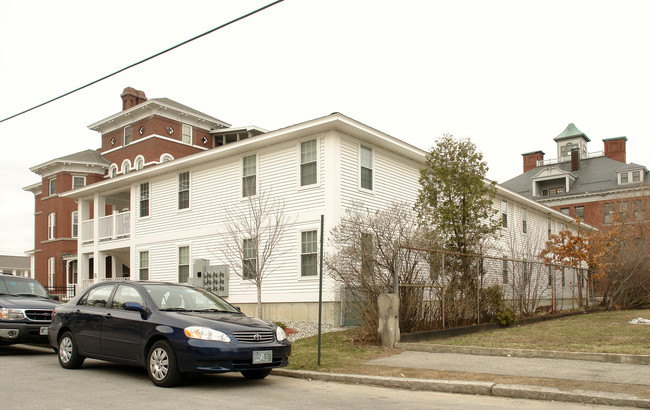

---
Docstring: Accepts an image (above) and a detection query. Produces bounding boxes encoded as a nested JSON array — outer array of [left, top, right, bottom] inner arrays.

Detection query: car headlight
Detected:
[[184, 326, 231, 342], [0, 308, 25, 320], [275, 326, 287, 342]]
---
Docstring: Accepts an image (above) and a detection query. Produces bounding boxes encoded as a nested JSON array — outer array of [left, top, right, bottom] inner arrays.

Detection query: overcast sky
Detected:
[[1, 0, 649, 256]]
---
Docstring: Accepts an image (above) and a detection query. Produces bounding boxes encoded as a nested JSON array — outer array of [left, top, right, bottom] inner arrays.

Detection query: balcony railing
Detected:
[[81, 211, 130, 244], [81, 277, 130, 292], [536, 150, 605, 166]]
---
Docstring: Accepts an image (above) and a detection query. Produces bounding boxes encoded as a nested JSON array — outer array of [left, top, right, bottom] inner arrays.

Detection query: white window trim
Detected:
[[109, 164, 118, 178], [298, 139, 319, 189], [71, 211, 78, 238], [121, 159, 132, 175], [138, 249, 150, 281], [241, 237, 257, 281], [160, 153, 174, 163], [297, 228, 319, 279], [241, 153, 258, 199], [124, 125, 131, 146], [359, 143, 374, 192], [182, 124, 193, 145], [178, 171, 191, 211], [72, 175, 86, 189], [134, 155, 145, 170], [178, 245, 191, 283], [48, 178, 56, 196], [48, 212, 56, 240], [139, 182, 151, 219]]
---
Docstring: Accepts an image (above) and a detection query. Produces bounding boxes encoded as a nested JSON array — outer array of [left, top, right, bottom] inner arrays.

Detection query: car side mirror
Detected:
[[51, 295, 60, 301], [234, 306, 241, 312], [124, 302, 148, 314]]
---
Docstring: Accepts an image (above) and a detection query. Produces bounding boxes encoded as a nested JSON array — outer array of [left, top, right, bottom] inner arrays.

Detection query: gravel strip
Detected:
[[284, 321, 348, 342]]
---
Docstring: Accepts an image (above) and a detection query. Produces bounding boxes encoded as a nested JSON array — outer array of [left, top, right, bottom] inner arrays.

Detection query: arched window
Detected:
[[161, 154, 174, 163], [122, 159, 132, 174], [135, 155, 145, 170], [109, 164, 118, 178]]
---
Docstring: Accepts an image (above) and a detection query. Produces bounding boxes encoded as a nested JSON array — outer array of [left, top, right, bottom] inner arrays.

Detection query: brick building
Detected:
[[23, 87, 248, 290], [501, 123, 649, 230]]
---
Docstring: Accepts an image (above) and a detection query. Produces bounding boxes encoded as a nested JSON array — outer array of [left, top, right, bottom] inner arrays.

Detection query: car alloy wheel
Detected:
[[58, 331, 85, 369], [147, 340, 183, 387]]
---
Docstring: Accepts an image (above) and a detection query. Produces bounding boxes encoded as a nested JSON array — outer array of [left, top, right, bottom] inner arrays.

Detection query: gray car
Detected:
[[0, 274, 60, 345]]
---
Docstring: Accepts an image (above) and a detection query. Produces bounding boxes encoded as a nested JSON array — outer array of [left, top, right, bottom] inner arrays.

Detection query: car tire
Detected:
[[241, 369, 271, 379], [58, 331, 85, 369], [147, 340, 183, 387]]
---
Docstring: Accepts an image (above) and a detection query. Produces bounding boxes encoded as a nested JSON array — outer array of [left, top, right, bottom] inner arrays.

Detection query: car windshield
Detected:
[[0, 277, 50, 298], [142, 283, 239, 313]]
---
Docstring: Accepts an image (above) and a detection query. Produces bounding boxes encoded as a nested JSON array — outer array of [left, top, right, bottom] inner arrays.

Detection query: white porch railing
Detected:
[[536, 150, 605, 167], [80, 277, 131, 292], [81, 212, 131, 243]]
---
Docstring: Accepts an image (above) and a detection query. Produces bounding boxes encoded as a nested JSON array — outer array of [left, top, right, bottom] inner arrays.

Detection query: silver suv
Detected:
[[0, 274, 60, 345]]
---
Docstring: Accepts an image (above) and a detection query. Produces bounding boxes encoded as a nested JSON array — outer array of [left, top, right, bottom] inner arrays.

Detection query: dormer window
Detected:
[[633, 170, 640, 182], [621, 173, 628, 183]]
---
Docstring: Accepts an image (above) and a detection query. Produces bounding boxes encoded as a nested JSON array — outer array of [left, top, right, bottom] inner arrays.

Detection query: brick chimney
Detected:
[[603, 137, 627, 163], [522, 151, 544, 173], [571, 148, 580, 171], [121, 87, 147, 111]]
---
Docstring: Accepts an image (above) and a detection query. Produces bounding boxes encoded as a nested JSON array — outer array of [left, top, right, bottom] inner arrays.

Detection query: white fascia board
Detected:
[[495, 183, 596, 231], [88, 100, 231, 134], [22, 182, 42, 193], [63, 113, 427, 200]]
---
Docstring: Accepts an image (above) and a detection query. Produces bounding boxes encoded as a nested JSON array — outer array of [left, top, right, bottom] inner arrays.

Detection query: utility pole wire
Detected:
[[0, 0, 285, 124]]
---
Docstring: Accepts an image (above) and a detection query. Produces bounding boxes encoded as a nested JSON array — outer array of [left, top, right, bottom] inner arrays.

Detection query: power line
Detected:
[[0, 0, 285, 124]]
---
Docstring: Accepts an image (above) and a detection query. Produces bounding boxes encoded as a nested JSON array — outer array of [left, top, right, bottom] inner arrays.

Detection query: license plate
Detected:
[[40, 327, 49, 336], [252, 350, 272, 364]]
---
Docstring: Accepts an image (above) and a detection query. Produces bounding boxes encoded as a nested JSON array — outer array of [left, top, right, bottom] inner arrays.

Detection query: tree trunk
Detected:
[[257, 281, 263, 319]]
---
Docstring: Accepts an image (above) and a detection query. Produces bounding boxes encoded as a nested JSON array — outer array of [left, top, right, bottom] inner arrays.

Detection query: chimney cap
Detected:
[[521, 150, 545, 156], [603, 136, 628, 142]]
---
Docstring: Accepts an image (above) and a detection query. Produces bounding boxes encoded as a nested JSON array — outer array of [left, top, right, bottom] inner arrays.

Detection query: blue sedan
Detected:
[[49, 281, 290, 387]]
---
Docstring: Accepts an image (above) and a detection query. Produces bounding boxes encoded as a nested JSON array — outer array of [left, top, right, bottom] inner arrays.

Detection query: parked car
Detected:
[[49, 280, 291, 387], [0, 273, 61, 345]]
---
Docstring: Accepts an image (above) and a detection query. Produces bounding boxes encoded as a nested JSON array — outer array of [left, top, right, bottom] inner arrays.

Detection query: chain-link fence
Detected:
[[396, 247, 595, 330]]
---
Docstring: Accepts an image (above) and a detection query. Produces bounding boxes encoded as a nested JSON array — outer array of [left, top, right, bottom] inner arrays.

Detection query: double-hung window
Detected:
[[178, 172, 190, 210], [139, 251, 149, 280], [47, 213, 56, 240], [124, 126, 131, 145], [49, 178, 56, 196], [140, 182, 150, 217], [73, 176, 86, 189], [300, 140, 317, 186], [242, 238, 257, 279], [360, 145, 373, 190], [71, 211, 78, 238], [501, 200, 508, 228], [242, 155, 256, 197], [575, 206, 585, 221], [178, 246, 189, 283], [522, 208, 528, 234], [502, 259, 508, 283], [182, 124, 192, 144], [301, 231, 318, 276]]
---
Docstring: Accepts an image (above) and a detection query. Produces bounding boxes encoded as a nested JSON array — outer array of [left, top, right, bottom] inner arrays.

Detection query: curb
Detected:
[[395, 342, 650, 365], [273, 369, 650, 408]]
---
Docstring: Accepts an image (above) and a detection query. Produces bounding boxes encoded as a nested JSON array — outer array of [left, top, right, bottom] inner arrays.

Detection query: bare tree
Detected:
[[326, 202, 437, 336], [219, 187, 293, 319]]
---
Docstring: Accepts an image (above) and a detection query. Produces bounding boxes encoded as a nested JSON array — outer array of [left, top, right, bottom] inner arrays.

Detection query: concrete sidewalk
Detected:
[[274, 345, 650, 408]]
